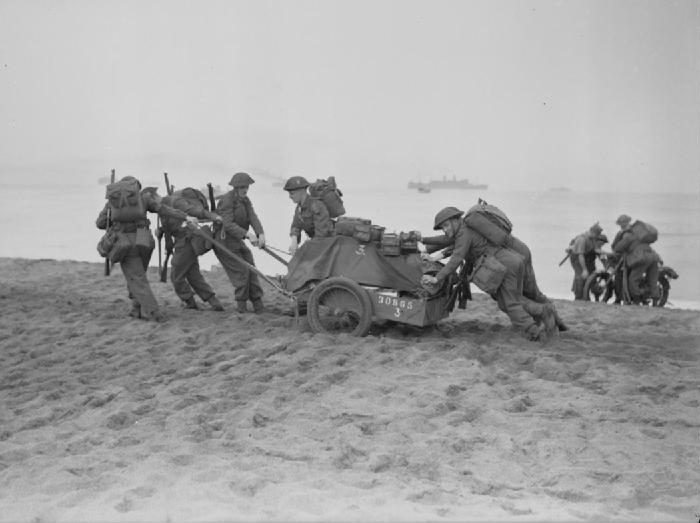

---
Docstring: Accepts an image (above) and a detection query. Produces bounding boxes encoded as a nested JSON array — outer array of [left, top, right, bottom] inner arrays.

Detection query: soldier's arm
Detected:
[[290, 207, 303, 240], [247, 201, 264, 236], [96, 203, 110, 230], [312, 201, 333, 238], [612, 232, 633, 254], [435, 228, 471, 282], [172, 198, 213, 220], [422, 234, 453, 254], [145, 194, 188, 221]]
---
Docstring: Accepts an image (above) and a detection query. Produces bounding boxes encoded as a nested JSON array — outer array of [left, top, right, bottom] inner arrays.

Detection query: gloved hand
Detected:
[[421, 274, 438, 286], [247, 231, 258, 244], [257, 233, 266, 249], [289, 236, 299, 256]]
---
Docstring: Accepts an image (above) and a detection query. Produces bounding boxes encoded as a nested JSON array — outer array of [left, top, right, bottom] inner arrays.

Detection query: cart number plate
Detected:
[[375, 295, 415, 317]]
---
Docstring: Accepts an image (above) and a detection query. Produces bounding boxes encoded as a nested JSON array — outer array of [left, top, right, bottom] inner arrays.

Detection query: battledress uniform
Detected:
[[213, 190, 265, 309], [290, 196, 334, 240], [433, 220, 547, 339], [569, 232, 598, 300], [163, 189, 221, 308], [96, 183, 188, 321]]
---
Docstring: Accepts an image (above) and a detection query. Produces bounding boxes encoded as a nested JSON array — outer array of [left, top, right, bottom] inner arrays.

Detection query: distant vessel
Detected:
[[416, 184, 431, 193], [408, 175, 487, 190]]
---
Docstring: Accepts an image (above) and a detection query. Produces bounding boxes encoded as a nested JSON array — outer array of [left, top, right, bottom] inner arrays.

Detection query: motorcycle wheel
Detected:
[[655, 276, 670, 307], [583, 271, 614, 303]]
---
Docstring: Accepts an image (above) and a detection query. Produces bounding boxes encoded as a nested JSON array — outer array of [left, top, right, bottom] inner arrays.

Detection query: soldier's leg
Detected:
[[570, 257, 584, 300], [495, 273, 540, 339], [239, 246, 264, 311], [121, 252, 161, 320], [170, 238, 197, 302], [213, 244, 250, 311], [627, 265, 646, 299]]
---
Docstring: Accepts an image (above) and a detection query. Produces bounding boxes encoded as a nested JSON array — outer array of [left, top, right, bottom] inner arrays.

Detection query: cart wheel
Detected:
[[307, 277, 373, 337]]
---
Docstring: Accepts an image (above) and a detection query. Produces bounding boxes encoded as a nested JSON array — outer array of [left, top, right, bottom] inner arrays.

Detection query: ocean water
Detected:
[[2, 180, 699, 310]]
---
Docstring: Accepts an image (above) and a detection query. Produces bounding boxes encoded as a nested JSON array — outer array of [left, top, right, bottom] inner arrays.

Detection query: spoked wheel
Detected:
[[583, 271, 614, 303], [654, 277, 670, 307], [307, 277, 373, 337]]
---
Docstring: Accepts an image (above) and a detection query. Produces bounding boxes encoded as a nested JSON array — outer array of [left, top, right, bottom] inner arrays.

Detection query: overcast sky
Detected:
[[1, 0, 698, 191]]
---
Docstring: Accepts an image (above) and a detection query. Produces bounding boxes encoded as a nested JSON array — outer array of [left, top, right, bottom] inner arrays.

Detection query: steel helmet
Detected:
[[229, 172, 255, 188], [433, 206, 464, 230], [283, 176, 310, 191]]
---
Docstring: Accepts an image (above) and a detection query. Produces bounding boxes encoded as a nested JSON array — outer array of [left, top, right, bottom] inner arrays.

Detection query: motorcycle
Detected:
[[583, 252, 678, 307]]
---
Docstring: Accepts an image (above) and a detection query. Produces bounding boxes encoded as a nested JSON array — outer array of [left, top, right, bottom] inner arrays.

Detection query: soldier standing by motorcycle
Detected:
[[611, 214, 660, 305], [568, 223, 606, 300]]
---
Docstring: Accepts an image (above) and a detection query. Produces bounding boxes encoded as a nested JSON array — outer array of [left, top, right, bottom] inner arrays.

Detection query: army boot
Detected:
[[128, 303, 141, 319], [552, 307, 569, 331], [236, 300, 248, 313], [184, 296, 199, 310], [252, 299, 264, 314], [207, 295, 224, 311]]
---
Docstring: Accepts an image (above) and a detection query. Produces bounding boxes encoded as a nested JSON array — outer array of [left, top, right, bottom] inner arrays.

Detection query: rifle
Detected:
[[160, 172, 175, 282], [558, 251, 571, 267], [104, 168, 116, 276]]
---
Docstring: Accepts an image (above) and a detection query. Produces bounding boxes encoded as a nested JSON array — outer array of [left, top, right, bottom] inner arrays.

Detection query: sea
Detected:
[[2, 180, 699, 310]]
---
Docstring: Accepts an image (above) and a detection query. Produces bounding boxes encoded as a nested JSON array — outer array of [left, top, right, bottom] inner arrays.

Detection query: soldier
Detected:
[[96, 176, 198, 321], [213, 172, 266, 313], [283, 176, 334, 255], [422, 213, 568, 331], [611, 214, 660, 304], [420, 207, 557, 342], [161, 187, 225, 311], [568, 223, 605, 300]]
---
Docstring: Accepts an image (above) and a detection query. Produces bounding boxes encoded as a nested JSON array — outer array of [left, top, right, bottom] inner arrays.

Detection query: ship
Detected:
[[407, 175, 487, 190]]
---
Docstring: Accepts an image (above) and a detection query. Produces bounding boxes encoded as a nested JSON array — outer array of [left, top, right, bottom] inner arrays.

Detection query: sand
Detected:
[[0, 257, 698, 522]]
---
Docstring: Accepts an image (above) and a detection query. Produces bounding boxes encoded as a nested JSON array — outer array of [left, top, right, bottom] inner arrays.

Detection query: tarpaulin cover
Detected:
[[285, 236, 424, 293]]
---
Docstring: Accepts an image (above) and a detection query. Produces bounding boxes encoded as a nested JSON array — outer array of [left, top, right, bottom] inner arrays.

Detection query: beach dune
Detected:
[[0, 258, 698, 521]]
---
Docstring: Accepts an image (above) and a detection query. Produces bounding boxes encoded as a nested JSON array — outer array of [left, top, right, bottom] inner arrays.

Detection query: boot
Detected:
[[128, 304, 141, 319], [552, 307, 569, 331], [184, 296, 199, 310], [207, 295, 224, 311], [252, 299, 264, 314], [236, 300, 248, 313]]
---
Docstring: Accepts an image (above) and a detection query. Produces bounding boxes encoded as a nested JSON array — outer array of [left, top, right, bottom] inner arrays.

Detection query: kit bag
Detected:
[[96, 229, 117, 258], [626, 245, 660, 268], [380, 232, 401, 256], [308, 177, 346, 218], [106, 178, 146, 222], [191, 224, 214, 255], [463, 202, 512, 246], [107, 232, 134, 264], [468, 253, 507, 294], [630, 220, 658, 244]]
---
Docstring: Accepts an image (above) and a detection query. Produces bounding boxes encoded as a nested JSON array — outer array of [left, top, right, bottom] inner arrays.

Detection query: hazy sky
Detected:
[[1, 0, 698, 191]]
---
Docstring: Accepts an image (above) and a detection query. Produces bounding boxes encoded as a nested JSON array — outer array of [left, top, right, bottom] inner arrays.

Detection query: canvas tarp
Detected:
[[284, 236, 424, 293]]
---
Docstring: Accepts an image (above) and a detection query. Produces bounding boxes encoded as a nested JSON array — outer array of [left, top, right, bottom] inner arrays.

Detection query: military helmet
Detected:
[[283, 176, 310, 191], [433, 206, 464, 230], [229, 172, 255, 188], [615, 214, 632, 227]]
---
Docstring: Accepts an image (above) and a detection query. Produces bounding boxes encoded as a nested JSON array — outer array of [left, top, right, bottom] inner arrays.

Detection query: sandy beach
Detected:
[[0, 257, 698, 522]]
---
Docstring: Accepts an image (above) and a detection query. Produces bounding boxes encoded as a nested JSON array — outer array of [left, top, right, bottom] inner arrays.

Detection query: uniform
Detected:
[[612, 227, 660, 301], [213, 190, 265, 311], [97, 178, 189, 321], [162, 189, 222, 310], [569, 229, 600, 300], [290, 197, 334, 240], [433, 220, 550, 340]]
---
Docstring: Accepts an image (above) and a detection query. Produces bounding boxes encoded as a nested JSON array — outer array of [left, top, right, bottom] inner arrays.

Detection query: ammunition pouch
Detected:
[[191, 225, 214, 255], [108, 232, 134, 264], [468, 253, 507, 294]]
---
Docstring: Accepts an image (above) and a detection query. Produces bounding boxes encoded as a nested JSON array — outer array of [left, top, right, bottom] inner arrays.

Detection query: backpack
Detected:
[[630, 220, 658, 244], [463, 201, 513, 246], [106, 178, 146, 222], [308, 176, 346, 218]]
